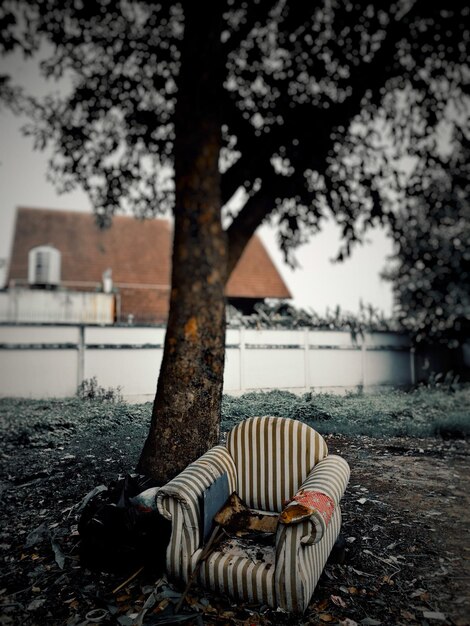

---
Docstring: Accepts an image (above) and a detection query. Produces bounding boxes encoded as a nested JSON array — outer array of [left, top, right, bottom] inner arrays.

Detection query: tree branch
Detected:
[[226, 188, 275, 277]]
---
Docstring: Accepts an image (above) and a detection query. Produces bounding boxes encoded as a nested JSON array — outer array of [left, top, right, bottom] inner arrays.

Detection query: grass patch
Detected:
[[0, 397, 152, 449], [1, 386, 469, 442], [221, 387, 470, 439], [430, 412, 470, 439]]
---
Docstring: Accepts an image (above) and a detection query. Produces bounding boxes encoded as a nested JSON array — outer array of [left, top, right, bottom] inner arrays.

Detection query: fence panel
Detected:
[[0, 324, 413, 400], [308, 348, 363, 389], [244, 348, 306, 390], [365, 349, 411, 387], [84, 326, 165, 401], [1, 350, 79, 398], [224, 349, 241, 392], [84, 349, 162, 400], [0, 326, 80, 398]]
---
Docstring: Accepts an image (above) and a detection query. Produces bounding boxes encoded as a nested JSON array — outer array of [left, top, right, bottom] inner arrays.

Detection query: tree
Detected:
[[382, 133, 470, 346], [1, 0, 468, 483]]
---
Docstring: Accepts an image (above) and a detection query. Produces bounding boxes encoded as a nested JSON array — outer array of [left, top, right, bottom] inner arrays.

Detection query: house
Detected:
[[4, 207, 291, 324]]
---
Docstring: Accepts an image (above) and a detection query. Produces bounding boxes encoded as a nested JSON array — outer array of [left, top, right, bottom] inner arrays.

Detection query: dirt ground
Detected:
[[0, 403, 469, 626], [335, 436, 470, 626]]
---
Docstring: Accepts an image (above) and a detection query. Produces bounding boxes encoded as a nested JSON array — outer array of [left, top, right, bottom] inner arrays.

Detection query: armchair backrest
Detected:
[[226, 416, 328, 512]]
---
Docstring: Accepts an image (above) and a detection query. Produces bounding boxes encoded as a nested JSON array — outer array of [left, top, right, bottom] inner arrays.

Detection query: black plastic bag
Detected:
[[78, 474, 171, 575]]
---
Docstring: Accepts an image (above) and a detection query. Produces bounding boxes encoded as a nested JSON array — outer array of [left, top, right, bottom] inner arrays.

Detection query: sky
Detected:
[[0, 51, 395, 317]]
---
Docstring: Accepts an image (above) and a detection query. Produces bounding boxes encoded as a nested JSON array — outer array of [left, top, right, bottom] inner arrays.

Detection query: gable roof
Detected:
[[7, 207, 291, 320]]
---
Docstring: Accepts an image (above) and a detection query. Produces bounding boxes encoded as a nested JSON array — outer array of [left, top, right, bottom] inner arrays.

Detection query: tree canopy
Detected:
[[382, 132, 470, 346], [1, 0, 469, 266]]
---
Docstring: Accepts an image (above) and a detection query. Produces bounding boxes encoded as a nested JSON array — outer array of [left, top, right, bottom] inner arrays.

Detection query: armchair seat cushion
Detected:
[[217, 534, 276, 568], [193, 547, 277, 607]]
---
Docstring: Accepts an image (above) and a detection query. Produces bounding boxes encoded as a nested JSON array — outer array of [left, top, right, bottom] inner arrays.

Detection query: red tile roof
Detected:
[[8, 207, 291, 322]]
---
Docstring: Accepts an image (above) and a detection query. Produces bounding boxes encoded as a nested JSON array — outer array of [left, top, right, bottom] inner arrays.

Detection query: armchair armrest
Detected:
[[277, 455, 350, 546], [156, 445, 237, 580], [274, 455, 350, 611], [300, 454, 350, 504]]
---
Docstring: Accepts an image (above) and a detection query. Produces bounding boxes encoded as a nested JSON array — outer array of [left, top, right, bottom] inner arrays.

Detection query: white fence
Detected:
[[0, 324, 413, 401]]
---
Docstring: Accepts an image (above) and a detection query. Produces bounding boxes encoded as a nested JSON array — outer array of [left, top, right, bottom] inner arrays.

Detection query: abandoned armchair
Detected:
[[156, 416, 350, 613]]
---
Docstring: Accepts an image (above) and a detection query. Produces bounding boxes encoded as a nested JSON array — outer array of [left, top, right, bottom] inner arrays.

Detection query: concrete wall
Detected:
[[0, 324, 413, 401], [0, 290, 115, 324]]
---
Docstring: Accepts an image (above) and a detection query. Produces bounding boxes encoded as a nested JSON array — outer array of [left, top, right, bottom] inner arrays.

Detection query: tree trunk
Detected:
[[137, 2, 225, 484]]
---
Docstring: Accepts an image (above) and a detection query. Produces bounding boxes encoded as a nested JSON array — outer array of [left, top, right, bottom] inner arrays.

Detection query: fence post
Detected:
[[361, 335, 367, 390], [304, 329, 310, 392], [410, 345, 416, 386], [239, 327, 245, 392], [77, 325, 85, 391]]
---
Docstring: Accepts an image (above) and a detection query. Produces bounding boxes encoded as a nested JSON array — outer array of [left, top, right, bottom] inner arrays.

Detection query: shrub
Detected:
[[420, 370, 461, 393], [431, 412, 470, 439], [77, 377, 123, 403]]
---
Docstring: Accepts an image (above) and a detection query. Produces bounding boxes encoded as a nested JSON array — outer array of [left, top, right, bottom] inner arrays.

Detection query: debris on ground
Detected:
[[78, 474, 170, 575], [0, 401, 469, 625]]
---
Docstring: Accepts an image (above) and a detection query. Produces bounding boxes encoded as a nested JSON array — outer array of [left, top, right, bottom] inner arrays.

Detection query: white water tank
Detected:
[[28, 245, 61, 287], [102, 268, 113, 294]]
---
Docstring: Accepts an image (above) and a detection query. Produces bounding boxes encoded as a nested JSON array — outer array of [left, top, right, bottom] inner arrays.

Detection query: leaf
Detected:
[[400, 610, 416, 621], [320, 614, 335, 623], [357, 497, 368, 505], [25, 523, 49, 548], [361, 619, 381, 625], [350, 567, 374, 577], [132, 608, 148, 626], [331, 595, 347, 608], [51, 539, 65, 569], [157, 588, 182, 600], [27, 597, 46, 611], [142, 591, 158, 611], [116, 594, 131, 603], [422, 611, 446, 621], [316, 598, 330, 611]]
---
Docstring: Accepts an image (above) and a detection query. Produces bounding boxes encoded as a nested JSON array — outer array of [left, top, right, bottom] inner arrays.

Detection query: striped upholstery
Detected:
[[294, 454, 351, 544], [156, 417, 350, 613], [156, 445, 237, 580], [275, 506, 341, 612], [193, 548, 276, 607], [227, 416, 328, 511], [275, 454, 350, 612]]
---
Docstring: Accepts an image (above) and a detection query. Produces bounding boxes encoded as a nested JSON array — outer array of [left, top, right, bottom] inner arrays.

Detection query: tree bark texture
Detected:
[[137, 3, 226, 484]]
